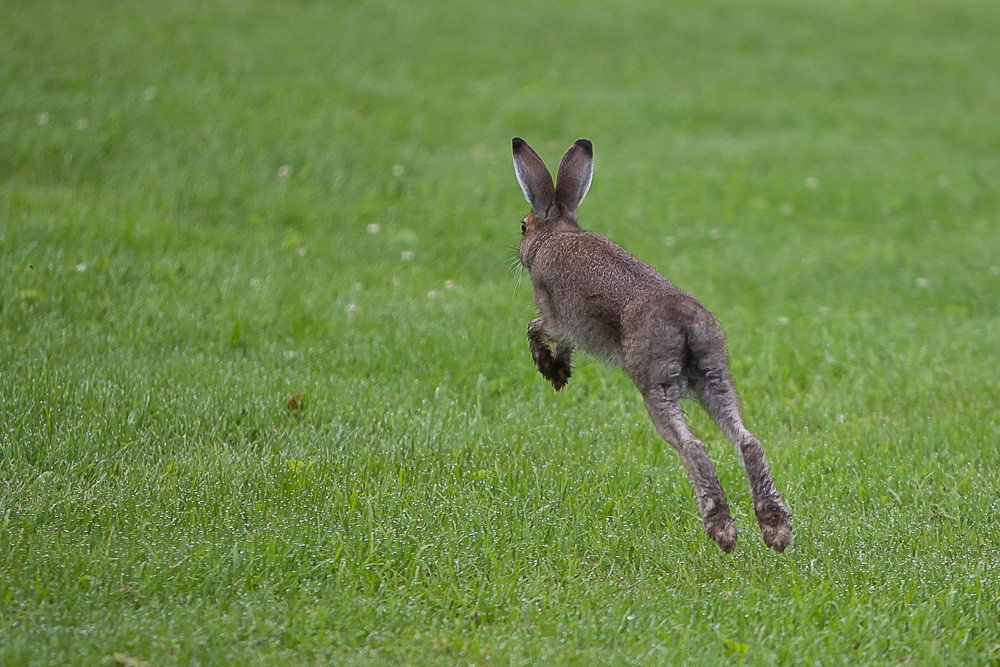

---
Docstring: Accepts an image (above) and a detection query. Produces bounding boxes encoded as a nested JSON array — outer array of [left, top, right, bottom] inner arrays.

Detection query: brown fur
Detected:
[[512, 138, 792, 553]]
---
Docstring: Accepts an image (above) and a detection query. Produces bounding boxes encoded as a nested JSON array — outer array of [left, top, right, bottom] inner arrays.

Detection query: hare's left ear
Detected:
[[554, 139, 593, 217], [512, 138, 555, 215]]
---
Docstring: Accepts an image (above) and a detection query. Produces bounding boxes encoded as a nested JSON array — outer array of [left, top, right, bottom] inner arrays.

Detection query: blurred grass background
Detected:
[[2, 0, 999, 664]]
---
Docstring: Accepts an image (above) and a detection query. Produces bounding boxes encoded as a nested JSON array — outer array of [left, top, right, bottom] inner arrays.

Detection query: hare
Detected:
[[512, 137, 792, 553]]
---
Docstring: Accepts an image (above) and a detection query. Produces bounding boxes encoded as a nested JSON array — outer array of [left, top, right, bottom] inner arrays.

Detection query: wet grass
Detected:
[[2, 0, 999, 664]]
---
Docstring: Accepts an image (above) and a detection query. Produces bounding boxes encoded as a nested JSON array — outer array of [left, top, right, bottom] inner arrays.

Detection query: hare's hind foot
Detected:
[[755, 497, 793, 553], [701, 497, 738, 554]]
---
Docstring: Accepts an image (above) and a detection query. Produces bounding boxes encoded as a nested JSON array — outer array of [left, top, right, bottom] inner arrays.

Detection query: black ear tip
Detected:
[[512, 137, 526, 151], [574, 139, 593, 155]]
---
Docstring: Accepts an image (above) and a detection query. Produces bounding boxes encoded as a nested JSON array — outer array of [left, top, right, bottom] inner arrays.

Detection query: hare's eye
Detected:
[[521, 221, 527, 234]]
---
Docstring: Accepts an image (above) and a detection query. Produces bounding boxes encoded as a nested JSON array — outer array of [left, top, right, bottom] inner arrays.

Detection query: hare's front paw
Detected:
[[531, 342, 572, 391], [546, 346, 573, 391], [527, 320, 573, 392]]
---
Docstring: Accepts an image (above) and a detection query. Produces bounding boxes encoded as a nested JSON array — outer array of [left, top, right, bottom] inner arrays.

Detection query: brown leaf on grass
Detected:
[[287, 392, 303, 415], [112, 653, 149, 667]]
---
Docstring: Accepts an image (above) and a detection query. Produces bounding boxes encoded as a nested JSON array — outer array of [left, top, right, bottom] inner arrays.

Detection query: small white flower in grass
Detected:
[[298, 247, 307, 257], [663, 236, 675, 246], [427, 290, 438, 299], [346, 303, 358, 317], [353, 282, 362, 291], [37, 113, 50, 125], [777, 316, 789, 326], [75, 118, 89, 130], [401, 251, 413, 261], [278, 165, 292, 182], [392, 164, 405, 177], [804, 177, 818, 190], [284, 350, 296, 359], [444, 280, 454, 290], [779, 203, 793, 215], [143, 87, 157, 101], [915, 278, 929, 288], [709, 229, 721, 239], [76, 263, 87, 272], [366, 223, 380, 234], [990, 266, 999, 276]]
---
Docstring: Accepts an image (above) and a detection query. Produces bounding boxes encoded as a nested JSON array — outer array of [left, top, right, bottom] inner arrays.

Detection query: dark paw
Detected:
[[708, 517, 738, 553], [702, 499, 738, 554], [533, 345, 572, 391], [543, 359, 572, 391], [755, 498, 793, 553]]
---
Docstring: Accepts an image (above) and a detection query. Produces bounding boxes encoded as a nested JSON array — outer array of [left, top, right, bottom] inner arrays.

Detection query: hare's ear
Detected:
[[512, 138, 555, 214], [554, 139, 593, 217]]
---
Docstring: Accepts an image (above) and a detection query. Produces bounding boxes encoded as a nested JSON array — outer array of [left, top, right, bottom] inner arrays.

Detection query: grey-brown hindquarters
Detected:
[[625, 309, 792, 552]]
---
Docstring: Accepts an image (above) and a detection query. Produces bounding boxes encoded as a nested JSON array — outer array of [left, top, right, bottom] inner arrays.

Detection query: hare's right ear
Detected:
[[554, 139, 593, 218], [512, 138, 555, 214]]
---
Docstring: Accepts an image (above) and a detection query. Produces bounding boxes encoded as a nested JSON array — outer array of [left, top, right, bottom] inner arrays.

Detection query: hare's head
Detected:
[[512, 138, 593, 264]]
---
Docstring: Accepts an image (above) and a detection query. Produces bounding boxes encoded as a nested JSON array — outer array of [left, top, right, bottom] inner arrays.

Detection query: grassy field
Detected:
[[2, 0, 1000, 664]]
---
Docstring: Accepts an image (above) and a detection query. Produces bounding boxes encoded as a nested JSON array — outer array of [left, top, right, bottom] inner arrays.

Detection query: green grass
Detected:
[[2, 0, 999, 664]]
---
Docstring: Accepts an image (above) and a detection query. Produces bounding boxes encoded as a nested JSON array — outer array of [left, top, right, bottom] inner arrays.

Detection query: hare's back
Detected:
[[530, 231, 683, 361], [539, 231, 674, 295]]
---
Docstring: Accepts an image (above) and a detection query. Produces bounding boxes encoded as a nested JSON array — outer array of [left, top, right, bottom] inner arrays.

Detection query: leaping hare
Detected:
[[512, 137, 793, 553]]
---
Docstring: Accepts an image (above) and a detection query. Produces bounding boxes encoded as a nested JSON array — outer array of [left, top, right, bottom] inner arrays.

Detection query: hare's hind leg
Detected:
[[692, 357, 793, 553], [640, 374, 738, 553], [527, 318, 573, 391]]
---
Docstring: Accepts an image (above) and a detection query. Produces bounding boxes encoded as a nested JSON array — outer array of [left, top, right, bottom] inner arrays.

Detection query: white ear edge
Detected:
[[576, 163, 593, 207], [513, 156, 535, 206]]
